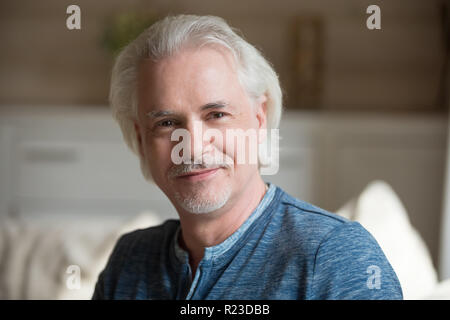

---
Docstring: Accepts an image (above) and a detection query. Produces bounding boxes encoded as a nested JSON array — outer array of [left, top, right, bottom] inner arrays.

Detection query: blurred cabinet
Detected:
[[0, 106, 178, 220]]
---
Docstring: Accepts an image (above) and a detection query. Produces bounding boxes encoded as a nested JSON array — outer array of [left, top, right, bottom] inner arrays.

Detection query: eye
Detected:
[[209, 112, 225, 119], [157, 119, 175, 127]]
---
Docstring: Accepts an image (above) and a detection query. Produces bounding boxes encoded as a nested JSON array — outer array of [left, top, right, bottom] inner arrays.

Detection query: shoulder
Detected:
[[112, 219, 179, 258], [101, 220, 179, 280], [270, 186, 403, 299], [271, 186, 351, 245], [273, 186, 389, 260], [311, 220, 403, 299], [92, 219, 179, 299]]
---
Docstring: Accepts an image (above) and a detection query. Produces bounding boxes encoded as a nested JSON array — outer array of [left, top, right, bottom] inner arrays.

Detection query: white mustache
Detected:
[[168, 155, 233, 179], [168, 163, 231, 179]]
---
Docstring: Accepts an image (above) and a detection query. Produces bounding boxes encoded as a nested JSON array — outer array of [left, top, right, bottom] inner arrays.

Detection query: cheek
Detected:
[[144, 137, 174, 173], [222, 133, 236, 160], [219, 131, 258, 167], [223, 114, 260, 161]]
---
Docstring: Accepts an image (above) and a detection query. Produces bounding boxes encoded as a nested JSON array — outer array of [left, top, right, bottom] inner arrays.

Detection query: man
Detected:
[[92, 14, 402, 300]]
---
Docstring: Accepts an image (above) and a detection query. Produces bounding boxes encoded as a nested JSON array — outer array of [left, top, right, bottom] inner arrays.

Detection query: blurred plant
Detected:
[[102, 11, 158, 56]]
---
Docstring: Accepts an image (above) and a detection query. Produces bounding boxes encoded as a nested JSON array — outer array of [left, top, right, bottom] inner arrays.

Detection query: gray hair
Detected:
[[109, 14, 283, 180]]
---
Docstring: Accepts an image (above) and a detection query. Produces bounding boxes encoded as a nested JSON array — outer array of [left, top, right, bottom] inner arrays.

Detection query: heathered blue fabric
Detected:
[[92, 183, 403, 300]]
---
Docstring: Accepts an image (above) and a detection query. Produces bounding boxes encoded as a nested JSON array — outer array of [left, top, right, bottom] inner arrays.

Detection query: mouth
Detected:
[[176, 168, 220, 181]]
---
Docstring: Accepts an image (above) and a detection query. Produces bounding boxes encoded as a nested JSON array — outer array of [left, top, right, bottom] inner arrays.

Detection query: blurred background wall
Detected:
[[0, 0, 449, 298], [0, 0, 447, 112]]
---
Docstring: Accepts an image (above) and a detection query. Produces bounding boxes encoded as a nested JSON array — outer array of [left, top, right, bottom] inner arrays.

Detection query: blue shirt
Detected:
[[92, 183, 403, 300]]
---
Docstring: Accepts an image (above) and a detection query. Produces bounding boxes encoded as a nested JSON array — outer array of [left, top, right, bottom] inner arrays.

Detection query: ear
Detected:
[[134, 120, 145, 159], [255, 94, 268, 143]]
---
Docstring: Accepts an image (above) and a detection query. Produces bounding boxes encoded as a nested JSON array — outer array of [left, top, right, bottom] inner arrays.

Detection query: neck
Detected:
[[177, 174, 267, 269]]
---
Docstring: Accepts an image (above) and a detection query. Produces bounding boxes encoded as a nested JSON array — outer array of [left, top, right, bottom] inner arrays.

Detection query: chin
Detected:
[[173, 182, 232, 215]]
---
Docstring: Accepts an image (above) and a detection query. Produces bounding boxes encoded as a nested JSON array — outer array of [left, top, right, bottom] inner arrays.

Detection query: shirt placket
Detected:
[[185, 251, 214, 299]]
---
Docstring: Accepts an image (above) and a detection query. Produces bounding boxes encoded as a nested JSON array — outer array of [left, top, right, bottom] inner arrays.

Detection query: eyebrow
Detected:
[[200, 100, 229, 111], [146, 100, 230, 118], [146, 110, 174, 118]]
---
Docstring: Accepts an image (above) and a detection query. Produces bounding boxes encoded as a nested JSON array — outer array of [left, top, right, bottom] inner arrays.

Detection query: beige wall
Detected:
[[0, 0, 446, 111]]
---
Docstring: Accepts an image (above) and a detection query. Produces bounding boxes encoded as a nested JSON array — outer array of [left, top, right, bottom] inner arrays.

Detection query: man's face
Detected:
[[135, 46, 267, 214]]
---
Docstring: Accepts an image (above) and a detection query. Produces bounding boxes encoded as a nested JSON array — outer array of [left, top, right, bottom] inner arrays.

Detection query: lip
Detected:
[[177, 168, 220, 182]]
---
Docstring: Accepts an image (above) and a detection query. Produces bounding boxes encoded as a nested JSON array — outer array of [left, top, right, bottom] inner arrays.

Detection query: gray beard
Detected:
[[174, 185, 232, 214]]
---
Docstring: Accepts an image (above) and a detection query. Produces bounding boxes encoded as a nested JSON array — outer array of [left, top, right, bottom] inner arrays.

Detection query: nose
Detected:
[[186, 120, 210, 164]]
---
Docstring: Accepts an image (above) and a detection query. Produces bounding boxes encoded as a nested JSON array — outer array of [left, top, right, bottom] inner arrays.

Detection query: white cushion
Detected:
[[0, 211, 161, 300], [336, 180, 438, 299], [57, 211, 162, 300]]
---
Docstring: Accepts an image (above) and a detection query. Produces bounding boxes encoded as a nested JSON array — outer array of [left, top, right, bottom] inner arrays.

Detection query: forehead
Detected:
[[137, 46, 246, 112]]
